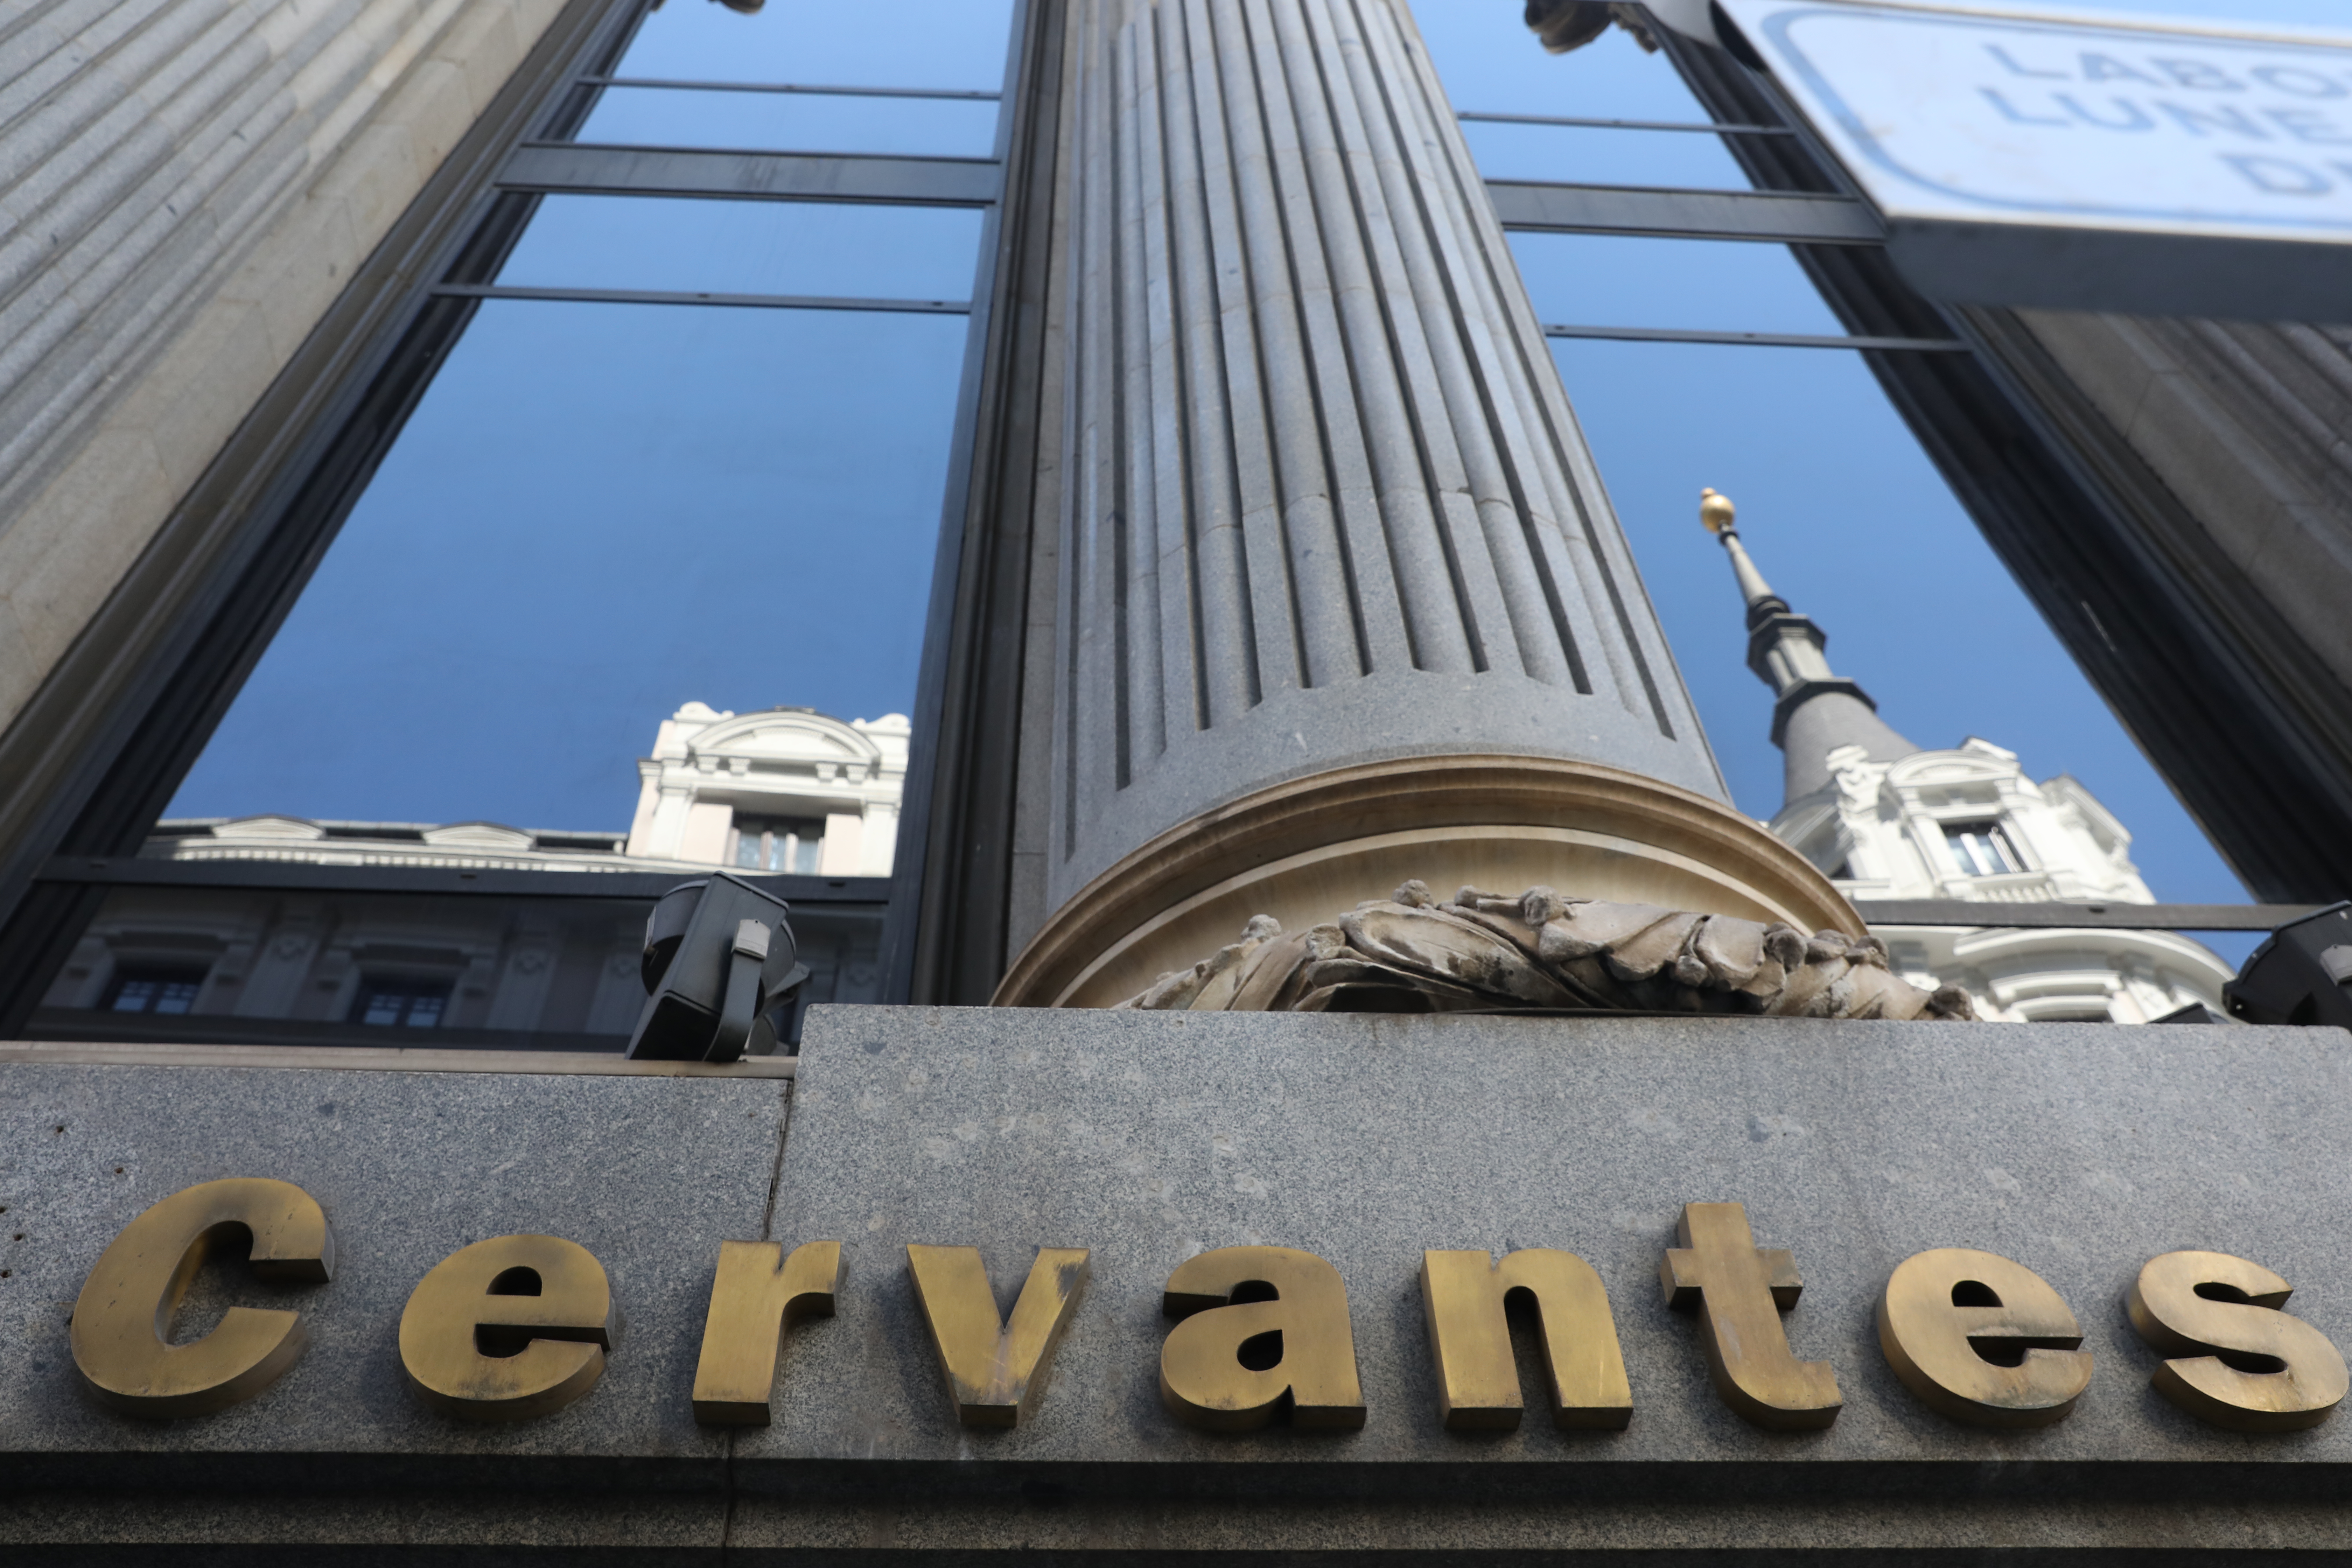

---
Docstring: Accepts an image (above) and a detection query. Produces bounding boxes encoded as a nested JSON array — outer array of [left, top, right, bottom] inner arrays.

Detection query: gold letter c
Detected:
[[70, 1177, 335, 1418]]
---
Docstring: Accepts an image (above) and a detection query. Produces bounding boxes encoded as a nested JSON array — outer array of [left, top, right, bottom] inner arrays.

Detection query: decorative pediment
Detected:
[[1886, 750, 2019, 789], [421, 822, 537, 851], [687, 707, 883, 769], [213, 816, 328, 841]]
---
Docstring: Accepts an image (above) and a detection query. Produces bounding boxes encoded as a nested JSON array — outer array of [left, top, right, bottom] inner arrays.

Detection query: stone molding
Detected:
[[995, 754, 1860, 1007]]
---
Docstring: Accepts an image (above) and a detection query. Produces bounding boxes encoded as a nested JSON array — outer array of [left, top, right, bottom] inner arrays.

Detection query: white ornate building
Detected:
[[36, 705, 908, 1045], [1703, 491, 2233, 1024], [622, 702, 906, 874]]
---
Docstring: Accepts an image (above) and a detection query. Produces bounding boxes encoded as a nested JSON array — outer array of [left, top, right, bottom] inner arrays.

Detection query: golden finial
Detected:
[[1699, 487, 1736, 537]]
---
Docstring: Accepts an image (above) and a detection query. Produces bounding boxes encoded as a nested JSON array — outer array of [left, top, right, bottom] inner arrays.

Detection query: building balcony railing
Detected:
[[1943, 872, 2065, 903]]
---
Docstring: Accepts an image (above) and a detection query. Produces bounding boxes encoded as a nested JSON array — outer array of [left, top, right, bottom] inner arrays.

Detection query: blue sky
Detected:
[[169, 0, 2332, 959]]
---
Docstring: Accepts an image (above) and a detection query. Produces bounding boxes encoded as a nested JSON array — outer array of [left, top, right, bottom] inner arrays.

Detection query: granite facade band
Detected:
[[0, 0, 567, 730], [1049, 0, 1717, 905], [11, 1008, 2352, 1526]]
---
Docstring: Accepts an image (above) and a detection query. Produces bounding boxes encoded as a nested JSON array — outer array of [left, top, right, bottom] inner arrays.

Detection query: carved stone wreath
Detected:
[[1115, 881, 1976, 1021]]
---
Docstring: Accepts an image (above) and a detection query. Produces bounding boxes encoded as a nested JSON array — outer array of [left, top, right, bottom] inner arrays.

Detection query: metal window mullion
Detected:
[[431, 283, 974, 314], [873, 0, 1040, 1004], [584, 75, 1002, 101]]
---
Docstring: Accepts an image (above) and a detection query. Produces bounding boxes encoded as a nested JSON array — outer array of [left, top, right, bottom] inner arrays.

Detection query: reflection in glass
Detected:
[[105, 968, 205, 1015], [1508, 233, 1847, 336], [1460, 120, 1750, 188], [576, 86, 1000, 158], [497, 197, 985, 301], [353, 977, 451, 1028], [735, 814, 823, 873], [169, 300, 968, 831], [616, 0, 1015, 92], [32, 888, 886, 1050]]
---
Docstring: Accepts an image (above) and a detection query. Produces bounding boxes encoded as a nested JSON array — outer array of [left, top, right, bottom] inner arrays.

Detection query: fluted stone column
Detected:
[[1001, 0, 1851, 1004]]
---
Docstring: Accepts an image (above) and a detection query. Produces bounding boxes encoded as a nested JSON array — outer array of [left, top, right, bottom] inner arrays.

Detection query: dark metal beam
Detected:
[[1460, 112, 1790, 134], [1854, 901, 2316, 932], [1542, 323, 1965, 352], [432, 283, 969, 313], [1485, 180, 1881, 243], [502, 144, 1001, 204], [890, 0, 1069, 1006], [584, 76, 1000, 101]]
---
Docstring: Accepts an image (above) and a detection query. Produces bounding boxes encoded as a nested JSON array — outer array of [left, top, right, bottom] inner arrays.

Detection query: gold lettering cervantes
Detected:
[[1877, 1248, 2091, 1427], [1160, 1246, 1366, 1430], [906, 1244, 1090, 1427], [70, 1178, 335, 1418], [1420, 1249, 1631, 1430], [66, 1182, 2352, 1442], [2128, 1250, 2348, 1432]]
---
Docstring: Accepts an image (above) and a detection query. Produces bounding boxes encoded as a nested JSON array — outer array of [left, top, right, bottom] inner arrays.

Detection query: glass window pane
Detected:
[[614, 0, 1016, 92], [1544, 337, 2242, 909], [169, 300, 967, 831], [496, 197, 984, 302], [1460, 121, 1751, 188], [576, 87, 1000, 158], [1508, 233, 1848, 336]]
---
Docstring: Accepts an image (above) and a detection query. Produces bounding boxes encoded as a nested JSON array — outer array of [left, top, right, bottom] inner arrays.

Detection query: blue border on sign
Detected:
[[1761, 6, 2352, 233]]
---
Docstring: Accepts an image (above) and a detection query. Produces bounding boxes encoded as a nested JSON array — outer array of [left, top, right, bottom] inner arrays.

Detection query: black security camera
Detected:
[[626, 874, 809, 1062], [2225, 901, 2352, 1029]]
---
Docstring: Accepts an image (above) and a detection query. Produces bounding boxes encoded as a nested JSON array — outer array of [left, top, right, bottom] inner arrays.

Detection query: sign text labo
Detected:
[[1717, 0, 2352, 319], [66, 1178, 2349, 1439]]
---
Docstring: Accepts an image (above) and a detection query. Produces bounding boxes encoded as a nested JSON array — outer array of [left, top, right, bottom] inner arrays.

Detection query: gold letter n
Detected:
[[1421, 1248, 1631, 1431]]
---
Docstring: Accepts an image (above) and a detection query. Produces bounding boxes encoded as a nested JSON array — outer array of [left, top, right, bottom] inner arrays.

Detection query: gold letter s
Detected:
[[906, 1244, 1090, 1427], [71, 1177, 334, 1418], [1160, 1246, 1365, 1431], [2128, 1250, 2348, 1432]]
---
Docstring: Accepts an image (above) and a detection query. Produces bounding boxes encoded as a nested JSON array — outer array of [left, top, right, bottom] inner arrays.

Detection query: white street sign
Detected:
[[1715, 0, 2352, 319]]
